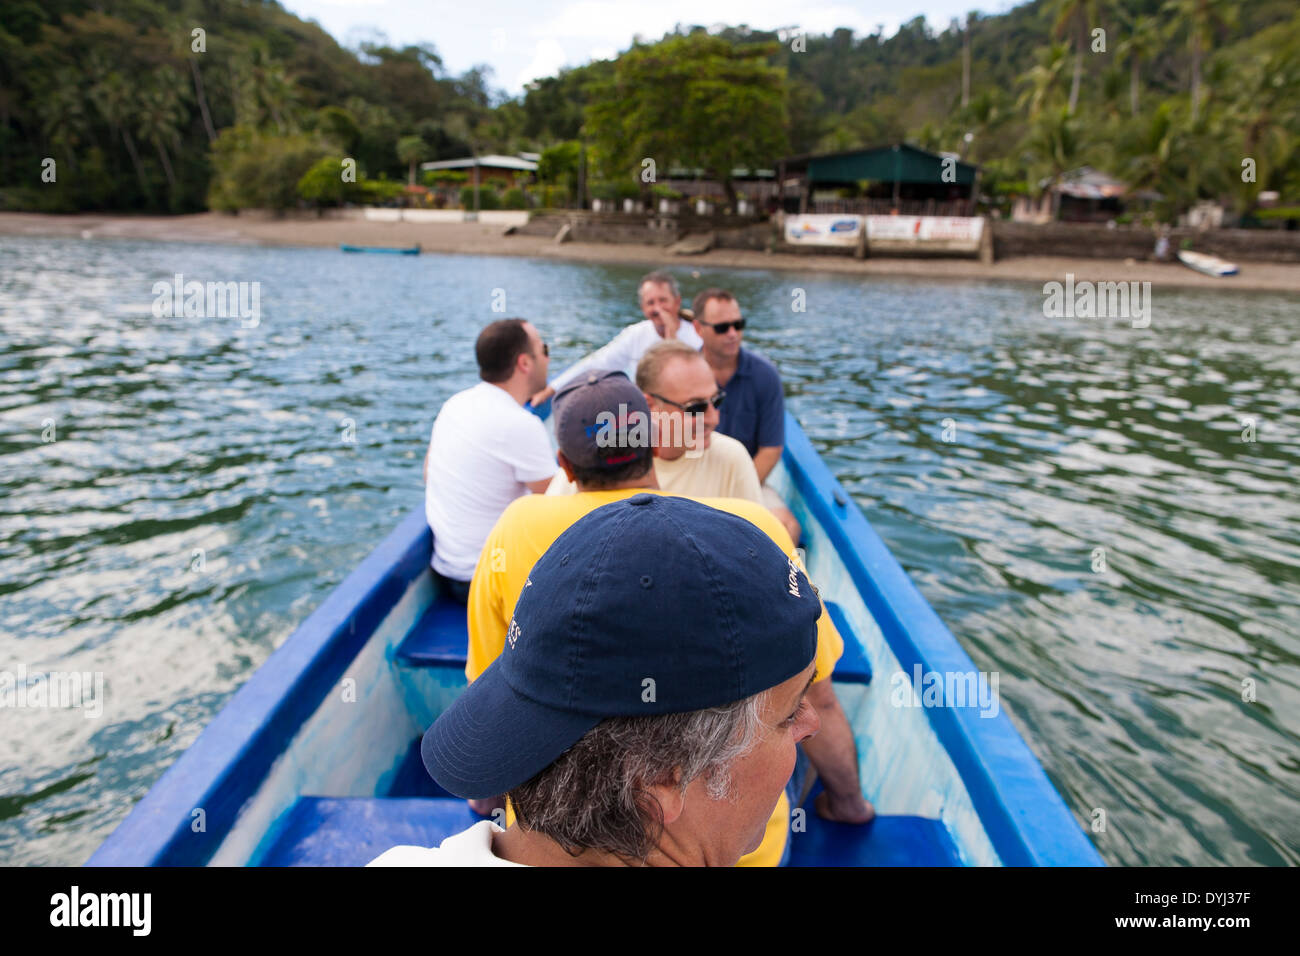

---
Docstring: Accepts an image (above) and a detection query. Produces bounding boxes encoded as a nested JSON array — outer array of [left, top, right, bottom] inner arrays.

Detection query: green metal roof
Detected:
[[800, 144, 976, 186]]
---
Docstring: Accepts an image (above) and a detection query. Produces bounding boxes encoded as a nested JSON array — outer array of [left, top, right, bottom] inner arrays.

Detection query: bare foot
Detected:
[[814, 789, 876, 825]]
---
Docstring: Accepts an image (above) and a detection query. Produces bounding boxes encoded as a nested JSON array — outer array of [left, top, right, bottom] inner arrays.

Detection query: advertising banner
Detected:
[[785, 214, 864, 246]]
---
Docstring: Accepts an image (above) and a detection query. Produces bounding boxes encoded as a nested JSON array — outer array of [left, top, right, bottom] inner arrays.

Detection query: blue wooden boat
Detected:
[[89, 408, 1103, 867], [340, 243, 421, 255]]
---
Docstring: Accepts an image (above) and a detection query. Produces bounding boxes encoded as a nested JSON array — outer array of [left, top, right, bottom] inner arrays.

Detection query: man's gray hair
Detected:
[[639, 270, 680, 301], [507, 690, 770, 862]]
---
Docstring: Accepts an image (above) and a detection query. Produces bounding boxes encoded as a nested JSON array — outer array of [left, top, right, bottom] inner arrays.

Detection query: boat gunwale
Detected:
[[87, 508, 433, 867], [781, 410, 1103, 866]]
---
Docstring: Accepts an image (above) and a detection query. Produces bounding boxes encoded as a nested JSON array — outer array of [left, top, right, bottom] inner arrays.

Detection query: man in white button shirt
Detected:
[[528, 270, 702, 407], [423, 319, 556, 601]]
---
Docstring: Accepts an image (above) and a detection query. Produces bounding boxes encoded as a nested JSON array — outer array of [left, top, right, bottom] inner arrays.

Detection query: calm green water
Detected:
[[1, 237, 1297, 866]]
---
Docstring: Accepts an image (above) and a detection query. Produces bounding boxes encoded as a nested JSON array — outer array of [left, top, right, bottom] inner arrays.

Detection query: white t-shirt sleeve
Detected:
[[505, 413, 558, 483], [548, 323, 645, 392]]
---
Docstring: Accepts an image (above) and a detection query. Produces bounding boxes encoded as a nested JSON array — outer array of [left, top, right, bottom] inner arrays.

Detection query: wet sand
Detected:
[[4, 211, 1299, 292]]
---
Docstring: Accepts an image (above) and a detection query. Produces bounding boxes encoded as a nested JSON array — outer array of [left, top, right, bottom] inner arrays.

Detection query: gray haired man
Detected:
[[528, 270, 701, 407]]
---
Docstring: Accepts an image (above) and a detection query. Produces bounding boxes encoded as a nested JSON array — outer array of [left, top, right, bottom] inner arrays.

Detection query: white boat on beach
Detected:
[[1177, 250, 1238, 277]]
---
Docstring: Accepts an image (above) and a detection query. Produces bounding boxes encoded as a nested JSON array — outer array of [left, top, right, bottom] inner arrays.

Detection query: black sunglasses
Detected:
[[700, 318, 745, 334], [539, 342, 549, 357], [649, 389, 726, 416]]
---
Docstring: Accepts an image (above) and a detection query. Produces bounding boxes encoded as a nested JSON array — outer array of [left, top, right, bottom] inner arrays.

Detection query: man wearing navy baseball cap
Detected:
[[369, 494, 822, 866]]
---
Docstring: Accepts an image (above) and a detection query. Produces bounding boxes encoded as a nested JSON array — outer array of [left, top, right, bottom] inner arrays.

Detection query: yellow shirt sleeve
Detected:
[[705, 498, 843, 684]]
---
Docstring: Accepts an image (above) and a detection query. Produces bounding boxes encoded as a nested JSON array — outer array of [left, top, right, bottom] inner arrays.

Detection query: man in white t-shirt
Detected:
[[545, 341, 763, 504], [528, 270, 701, 407], [423, 319, 556, 601]]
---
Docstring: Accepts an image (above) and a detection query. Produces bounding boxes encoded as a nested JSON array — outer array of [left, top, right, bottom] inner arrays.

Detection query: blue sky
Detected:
[[282, 0, 1022, 97]]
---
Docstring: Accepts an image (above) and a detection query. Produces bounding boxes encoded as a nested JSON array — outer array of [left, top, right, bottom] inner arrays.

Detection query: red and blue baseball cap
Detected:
[[421, 493, 821, 799]]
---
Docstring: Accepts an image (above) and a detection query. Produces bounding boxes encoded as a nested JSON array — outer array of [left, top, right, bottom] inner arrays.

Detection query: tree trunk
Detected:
[[155, 139, 177, 192], [1190, 36, 1202, 122], [722, 176, 738, 213], [1068, 46, 1082, 115], [408, 161, 416, 187], [962, 14, 971, 108], [190, 57, 218, 144], [121, 128, 152, 201], [1130, 56, 1140, 116]]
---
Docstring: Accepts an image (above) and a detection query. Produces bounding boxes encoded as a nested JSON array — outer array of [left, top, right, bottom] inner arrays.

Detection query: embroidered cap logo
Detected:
[[787, 556, 801, 597]]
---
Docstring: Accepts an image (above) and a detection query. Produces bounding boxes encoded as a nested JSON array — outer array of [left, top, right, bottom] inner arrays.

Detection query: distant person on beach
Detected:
[[528, 270, 701, 407], [422, 319, 555, 602], [457, 371, 873, 867], [545, 341, 763, 504], [368, 494, 822, 867], [691, 289, 801, 544]]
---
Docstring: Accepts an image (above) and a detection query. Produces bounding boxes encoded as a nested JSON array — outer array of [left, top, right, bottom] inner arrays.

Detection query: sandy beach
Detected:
[[4, 211, 1299, 292]]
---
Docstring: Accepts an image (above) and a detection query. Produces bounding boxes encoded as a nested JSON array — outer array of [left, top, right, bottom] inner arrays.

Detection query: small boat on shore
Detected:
[[89, 397, 1102, 867], [340, 243, 421, 255], [1178, 249, 1237, 277]]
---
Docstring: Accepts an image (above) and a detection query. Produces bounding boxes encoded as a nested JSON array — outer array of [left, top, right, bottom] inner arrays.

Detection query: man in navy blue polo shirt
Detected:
[[691, 288, 800, 543]]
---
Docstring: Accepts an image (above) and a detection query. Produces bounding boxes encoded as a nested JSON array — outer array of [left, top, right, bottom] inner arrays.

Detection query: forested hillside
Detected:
[[2, 0, 1296, 219]]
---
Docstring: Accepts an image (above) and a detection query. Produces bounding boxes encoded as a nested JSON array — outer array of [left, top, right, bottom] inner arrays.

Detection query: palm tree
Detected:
[[1226, 43, 1300, 212], [136, 70, 188, 202], [89, 71, 152, 202], [1052, 0, 1101, 115], [1161, 0, 1239, 122], [234, 47, 300, 132], [1121, 101, 1190, 211], [40, 74, 88, 168], [441, 112, 483, 210], [396, 135, 425, 186], [1027, 106, 1085, 194], [1116, 12, 1163, 116], [1018, 43, 1072, 119]]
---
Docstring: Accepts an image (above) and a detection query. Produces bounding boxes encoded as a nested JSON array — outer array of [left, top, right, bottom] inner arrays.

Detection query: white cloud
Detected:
[[514, 37, 570, 90]]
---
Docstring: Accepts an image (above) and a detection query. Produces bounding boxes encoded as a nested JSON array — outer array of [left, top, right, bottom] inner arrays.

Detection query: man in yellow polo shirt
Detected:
[[466, 370, 874, 866]]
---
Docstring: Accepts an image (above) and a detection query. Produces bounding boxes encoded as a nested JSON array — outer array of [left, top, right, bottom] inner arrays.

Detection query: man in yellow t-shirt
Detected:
[[545, 340, 763, 504], [466, 370, 875, 866]]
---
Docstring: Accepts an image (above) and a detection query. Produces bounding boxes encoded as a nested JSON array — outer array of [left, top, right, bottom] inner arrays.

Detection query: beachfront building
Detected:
[[776, 144, 979, 217], [1011, 166, 1162, 224], [419, 154, 538, 209]]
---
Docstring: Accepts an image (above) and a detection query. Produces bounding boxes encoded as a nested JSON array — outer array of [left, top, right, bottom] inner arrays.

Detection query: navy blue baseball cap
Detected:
[[421, 493, 821, 799]]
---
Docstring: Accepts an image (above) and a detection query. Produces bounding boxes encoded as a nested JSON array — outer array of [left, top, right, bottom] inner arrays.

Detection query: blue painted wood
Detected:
[[823, 600, 872, 684], [788, 814, 963, 867], [259, 797, 480, 866], [395, 598, 469, 668], [781, 411, 1103, 866], [87, 509, 434, 867], [384, 737, 458, 798]]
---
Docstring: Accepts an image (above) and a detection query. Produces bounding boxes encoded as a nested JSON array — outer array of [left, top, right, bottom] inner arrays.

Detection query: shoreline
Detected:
[[4, 211, 1300, 293]]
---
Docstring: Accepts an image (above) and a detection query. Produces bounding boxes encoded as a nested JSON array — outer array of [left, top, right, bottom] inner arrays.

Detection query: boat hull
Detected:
[[339, 244, 421, 255], [1178, 249, 1238, 276]]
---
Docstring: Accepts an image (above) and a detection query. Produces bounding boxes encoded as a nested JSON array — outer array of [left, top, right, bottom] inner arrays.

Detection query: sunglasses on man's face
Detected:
[[648, 389, 726, 416], [539, 342, 549, 357], [700, 318, 745, 334]]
